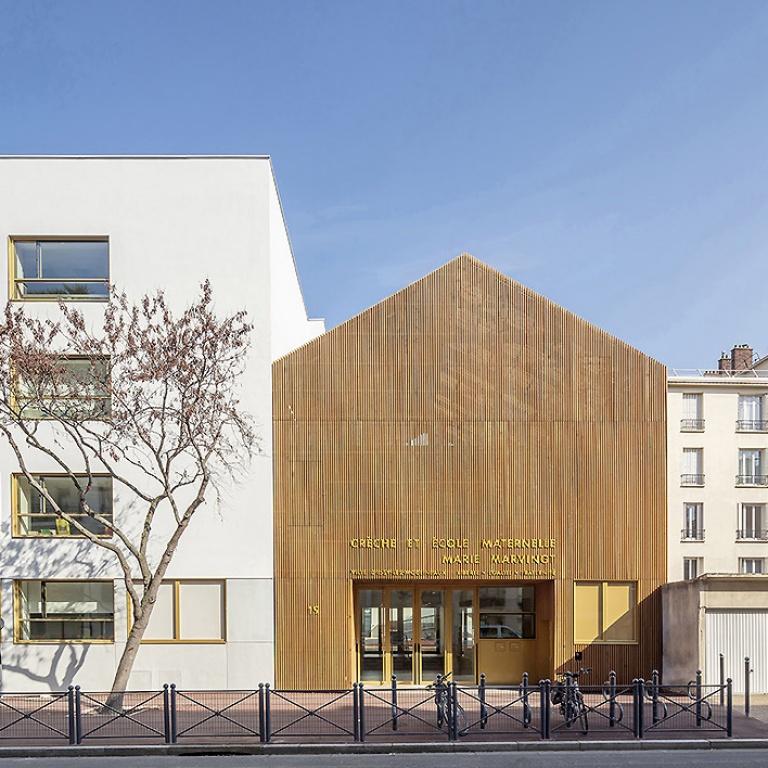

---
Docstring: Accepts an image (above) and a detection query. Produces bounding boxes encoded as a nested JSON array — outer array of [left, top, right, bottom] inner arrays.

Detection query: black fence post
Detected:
[[632, 679, 638, 738], [540, 680, 550, 740], [74, 685, 83, 745], [521, 672, 530, 728], [633, 679, 644, 738], [727, 678, 733, 737], [695, 669, 702, 727], [449, 681, 458, 741], [720, 653, 725, 706], [170, 683, 178, 744], [608, 671, 616, 727], [359, 683, 366, 743], [264, 684, 271, 743], [745, 657, 751, 717], [651, 669, 660, 723], [163, 684, 171, 744], [391, 675, 398, 732], [67, 685, 76, 745], [479, 673, 487, 729], [258, 684, 265, 743], [353, 683, 360, 742]]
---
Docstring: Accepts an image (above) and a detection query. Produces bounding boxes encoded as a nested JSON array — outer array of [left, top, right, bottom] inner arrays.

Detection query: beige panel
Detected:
[[143, 582, 175, 640], [574, 583, 601, 643], [603, 583, 636, 642], [477, 639, 538, 684], [179, 582, 224, 640]]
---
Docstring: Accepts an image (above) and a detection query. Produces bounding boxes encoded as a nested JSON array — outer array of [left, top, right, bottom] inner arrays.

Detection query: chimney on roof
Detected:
[[732, 344, 754, 371], [718, 352, 731, 373]]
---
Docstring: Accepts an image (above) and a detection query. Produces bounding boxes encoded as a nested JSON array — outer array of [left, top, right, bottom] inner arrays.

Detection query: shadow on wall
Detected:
[[0, 534, 118, 691], [2, 643, 91, 690], [560, 587, 663, 684]]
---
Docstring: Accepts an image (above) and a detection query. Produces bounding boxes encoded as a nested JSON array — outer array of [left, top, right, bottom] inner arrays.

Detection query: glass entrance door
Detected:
[[357, 586, 453, 684], [356, 583, 544, 686], [451, 589, 475, 681], [419, 589, 444, 680], [359, 589, 384, 682], [389, 589, 414, 682]]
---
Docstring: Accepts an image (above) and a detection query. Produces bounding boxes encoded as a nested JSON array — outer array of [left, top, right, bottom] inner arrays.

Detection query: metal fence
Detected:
[[0, 672, 733, 744]]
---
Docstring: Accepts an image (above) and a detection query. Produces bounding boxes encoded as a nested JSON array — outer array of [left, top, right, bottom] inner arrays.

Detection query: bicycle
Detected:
[[551, 667, 590, 733], [428, 671, 470, 735]]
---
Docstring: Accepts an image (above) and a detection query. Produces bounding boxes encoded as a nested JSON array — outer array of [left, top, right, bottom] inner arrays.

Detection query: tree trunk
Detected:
[[104, 597, 158, 711]]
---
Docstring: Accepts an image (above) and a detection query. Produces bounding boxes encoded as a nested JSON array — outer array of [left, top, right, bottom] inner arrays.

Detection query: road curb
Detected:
[[0, 739, 767, 758]]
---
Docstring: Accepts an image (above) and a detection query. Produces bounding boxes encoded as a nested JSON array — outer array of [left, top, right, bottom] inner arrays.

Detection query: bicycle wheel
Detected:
[[436, 700, 448, 729], [455, 701, 470, 736], [574, 692, 588, 734], [563, 699, 577, 728]]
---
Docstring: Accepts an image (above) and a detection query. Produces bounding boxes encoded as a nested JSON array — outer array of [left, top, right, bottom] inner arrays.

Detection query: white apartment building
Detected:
[[665, 345, 768, 692], [668, 344, 768, 580], [0, 156, 323, 692]]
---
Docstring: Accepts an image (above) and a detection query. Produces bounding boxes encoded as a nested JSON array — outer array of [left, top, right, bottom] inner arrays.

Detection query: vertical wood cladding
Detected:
[[273, 255, 667, 689]]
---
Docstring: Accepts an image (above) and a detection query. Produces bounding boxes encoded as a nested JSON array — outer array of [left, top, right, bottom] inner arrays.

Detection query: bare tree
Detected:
[[0, 282, 256, 706]]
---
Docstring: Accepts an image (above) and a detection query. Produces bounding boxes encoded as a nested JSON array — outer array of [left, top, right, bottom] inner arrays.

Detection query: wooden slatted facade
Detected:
[[273, 254, 666, 689]]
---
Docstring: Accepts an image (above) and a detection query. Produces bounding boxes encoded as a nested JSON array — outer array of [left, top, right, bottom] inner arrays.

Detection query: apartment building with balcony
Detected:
[[665, 344, 768, 692], [668, 344, 768, 580], [0, 156, 323, 692]]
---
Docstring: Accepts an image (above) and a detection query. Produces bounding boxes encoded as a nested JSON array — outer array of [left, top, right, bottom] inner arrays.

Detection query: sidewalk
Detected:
[[2, 688, 768, 755], [1, 706, 768, 758], [735, 694, 768, 725]]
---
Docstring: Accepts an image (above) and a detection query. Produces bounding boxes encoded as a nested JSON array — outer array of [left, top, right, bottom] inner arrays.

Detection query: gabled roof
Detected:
[[273, 253, 665, 425]]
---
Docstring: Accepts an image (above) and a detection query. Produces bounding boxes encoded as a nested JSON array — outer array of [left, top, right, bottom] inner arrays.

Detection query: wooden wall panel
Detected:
[[273, 254, 667, 689]]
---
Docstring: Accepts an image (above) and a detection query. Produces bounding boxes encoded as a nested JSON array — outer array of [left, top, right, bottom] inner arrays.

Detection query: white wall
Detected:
[[0, 156, 321, 691]]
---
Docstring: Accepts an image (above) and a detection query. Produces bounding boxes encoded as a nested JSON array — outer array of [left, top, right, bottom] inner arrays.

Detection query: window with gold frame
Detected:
[[14, 356, 111, 420], [12, 473, 113, 538], [10, 237, 109, 301], [14, 579, 115, 643], [573, 581, 637, 644], [133, 580, 226, 644]]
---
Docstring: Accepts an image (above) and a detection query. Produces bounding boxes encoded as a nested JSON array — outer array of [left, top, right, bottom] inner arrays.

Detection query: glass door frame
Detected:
[[355, 583, 477, 685]]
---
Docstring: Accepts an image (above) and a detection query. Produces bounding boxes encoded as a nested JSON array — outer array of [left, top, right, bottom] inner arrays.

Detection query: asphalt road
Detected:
[[2, 751, 768, 768]]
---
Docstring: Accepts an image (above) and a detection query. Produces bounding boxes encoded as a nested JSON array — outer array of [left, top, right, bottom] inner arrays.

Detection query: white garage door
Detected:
[[704, 609, 768, 694]]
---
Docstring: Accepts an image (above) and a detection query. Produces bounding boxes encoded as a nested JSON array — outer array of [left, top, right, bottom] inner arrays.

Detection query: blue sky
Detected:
[[2, 1, 768, 368]]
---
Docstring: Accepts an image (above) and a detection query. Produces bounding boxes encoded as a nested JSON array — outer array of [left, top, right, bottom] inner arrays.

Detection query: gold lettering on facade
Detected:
[[490, 553, 552, 564], [348, 537, 397, 549], [441, 553, 481, 564], [481, 538, 556, 549], [431, 537, 470, 549]]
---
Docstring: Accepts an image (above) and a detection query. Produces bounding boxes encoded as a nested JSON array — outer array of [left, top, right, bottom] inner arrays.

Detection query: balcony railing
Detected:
[[736, 474, 768, 486], [681, 474, 705, 486], [736, 529, 768, 540], [736, 420, 768, 432], [670, 368, 768, 379], [681, 528, 705, 541], [681, 419, 705, 432]]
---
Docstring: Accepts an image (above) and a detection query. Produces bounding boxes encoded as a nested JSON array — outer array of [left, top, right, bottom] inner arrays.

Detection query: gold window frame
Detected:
[[131, 579, 227, 645], [9, 236, 110, 302], [11, 473, 114, 539], [13, 355, 112, 421], [14, 579, 115, 644], [573, 581, 638, 645]]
